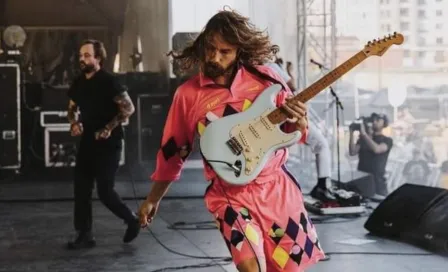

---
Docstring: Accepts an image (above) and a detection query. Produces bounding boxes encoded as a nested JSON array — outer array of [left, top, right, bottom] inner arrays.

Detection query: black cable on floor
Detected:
[[125, 162, 232, 272], [167, 221, 217, 230], [145, 227, 231, 261], [147, 259, 232, 272]]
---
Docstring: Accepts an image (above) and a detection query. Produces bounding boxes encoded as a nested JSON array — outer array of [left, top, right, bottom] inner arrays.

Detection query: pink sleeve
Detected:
[[150, 87, 196, 182], [261, 66, 308, 144]]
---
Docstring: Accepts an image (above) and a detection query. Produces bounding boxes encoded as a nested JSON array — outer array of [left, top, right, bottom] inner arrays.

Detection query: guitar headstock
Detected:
[[362, 32, 404, 57]]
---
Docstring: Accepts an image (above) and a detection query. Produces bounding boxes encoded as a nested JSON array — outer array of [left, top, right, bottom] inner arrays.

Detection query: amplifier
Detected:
[[136, 93, 172, 163], [40, 111, 129, 128], [44, 126, 125, 167], [0, 63, 21, 169], [40, 111, 70, 127]]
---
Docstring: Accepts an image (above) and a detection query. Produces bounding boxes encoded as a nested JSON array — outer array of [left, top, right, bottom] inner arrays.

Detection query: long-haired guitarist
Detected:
[[138, 8, 325, 272]]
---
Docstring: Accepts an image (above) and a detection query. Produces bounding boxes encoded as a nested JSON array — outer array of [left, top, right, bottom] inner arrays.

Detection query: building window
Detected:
[[400, 8, 409, 16], [418, 0, 426, 4], [381, 10, 390, 18], [381, 24, 391, 32], [418, 51, 426, 58], [435, 51, 445, 63], [418, 37, 426, 46], [436, 10, 443, 16], [436, 23, 443, 29], [436, 37, 444, 44], [400, 0, 408, 2], [418, 10, 426, 18], [400, 22, 410, 31]]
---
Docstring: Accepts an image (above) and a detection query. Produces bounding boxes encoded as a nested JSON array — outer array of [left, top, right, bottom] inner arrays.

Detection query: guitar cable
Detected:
[[128, 165, 261, 271], [206, 160, 241, 172]]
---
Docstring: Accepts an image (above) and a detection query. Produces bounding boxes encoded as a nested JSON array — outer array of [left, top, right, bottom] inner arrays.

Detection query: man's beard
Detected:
[[80, 62, 95, 74], [203, 61, 236, 79]]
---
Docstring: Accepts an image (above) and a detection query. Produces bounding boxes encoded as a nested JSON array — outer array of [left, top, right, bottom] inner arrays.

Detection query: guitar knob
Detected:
[[245, 166, 252, 171], [247, 157, 252, 162], [255, 156, 260, 159]]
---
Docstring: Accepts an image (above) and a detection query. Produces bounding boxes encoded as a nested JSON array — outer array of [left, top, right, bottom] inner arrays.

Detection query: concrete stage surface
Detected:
[[1, 192, 447, 271]]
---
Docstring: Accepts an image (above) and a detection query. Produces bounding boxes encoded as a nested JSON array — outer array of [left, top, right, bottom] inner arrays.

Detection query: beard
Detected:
[[80, 61, 95, 74], [203, 61, 236, 79]]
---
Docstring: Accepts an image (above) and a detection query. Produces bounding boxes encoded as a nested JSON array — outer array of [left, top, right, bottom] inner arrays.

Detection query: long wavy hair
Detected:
[[168, 8, 279, 74]]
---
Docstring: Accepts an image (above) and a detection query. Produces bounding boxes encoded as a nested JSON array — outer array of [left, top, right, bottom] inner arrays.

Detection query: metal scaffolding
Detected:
[[297, 0, 337, 103], [296, 0, 338, 167]]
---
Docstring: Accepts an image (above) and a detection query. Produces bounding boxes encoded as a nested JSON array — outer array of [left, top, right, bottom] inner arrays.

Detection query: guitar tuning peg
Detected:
[[393, 31, 397, 36]]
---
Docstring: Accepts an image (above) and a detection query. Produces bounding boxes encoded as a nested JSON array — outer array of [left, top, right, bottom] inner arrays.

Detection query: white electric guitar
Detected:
[[200, 32, 404, 185]]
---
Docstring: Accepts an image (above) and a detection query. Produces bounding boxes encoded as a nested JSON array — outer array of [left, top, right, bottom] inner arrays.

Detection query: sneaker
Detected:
[[123, 217, 140, 243], [67, 231, 96, 250], [310, 186, 337, 203]]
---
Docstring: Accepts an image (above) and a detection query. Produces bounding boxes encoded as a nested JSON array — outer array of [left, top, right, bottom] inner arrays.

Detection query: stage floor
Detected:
[[1, 196, 447, 271]]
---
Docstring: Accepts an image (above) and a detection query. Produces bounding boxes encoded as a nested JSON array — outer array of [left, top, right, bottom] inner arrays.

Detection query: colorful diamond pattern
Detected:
[[224, 206, 238, 226], [272, 246, 289, 269], [285, 218, 300, 240]]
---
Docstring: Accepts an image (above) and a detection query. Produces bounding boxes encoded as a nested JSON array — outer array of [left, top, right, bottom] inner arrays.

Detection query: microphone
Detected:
[[310, 59, 328, 70]]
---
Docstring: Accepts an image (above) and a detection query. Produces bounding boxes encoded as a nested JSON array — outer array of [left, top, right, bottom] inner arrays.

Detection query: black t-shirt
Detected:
[[357, 134, 393, 176], [67, 69, 126, 143]]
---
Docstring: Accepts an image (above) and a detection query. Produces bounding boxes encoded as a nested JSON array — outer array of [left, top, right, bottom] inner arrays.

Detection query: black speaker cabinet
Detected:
[[365, 184, 448, 255], [0, 63, 21, 169], [136, 93, 171, 163]]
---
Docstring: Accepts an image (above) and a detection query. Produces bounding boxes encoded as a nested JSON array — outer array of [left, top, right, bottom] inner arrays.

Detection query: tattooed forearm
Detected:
[[67, 100, 78, 124], [105, 92, 135, 130]]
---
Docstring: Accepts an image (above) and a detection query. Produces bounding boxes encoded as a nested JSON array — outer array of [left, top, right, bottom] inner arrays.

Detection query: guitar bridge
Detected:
[[226, 137, 243, 155]]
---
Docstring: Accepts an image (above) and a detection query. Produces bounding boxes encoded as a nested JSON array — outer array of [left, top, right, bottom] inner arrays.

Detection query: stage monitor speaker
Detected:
[[365, 184, 448, 255]]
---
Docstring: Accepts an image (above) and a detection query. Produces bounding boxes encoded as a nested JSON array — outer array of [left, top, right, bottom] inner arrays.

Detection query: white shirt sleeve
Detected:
[[266, 62, 291, 83]]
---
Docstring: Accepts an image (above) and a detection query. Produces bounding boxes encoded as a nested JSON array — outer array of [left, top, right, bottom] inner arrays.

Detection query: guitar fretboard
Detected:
[[267, 51, 367, 124]]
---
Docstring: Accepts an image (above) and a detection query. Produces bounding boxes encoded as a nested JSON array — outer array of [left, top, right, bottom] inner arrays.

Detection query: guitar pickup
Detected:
[[248, 124, 260, 138]]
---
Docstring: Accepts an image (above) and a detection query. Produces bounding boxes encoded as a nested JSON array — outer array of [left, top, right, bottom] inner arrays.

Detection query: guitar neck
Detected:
[[267, 51, 367, 124]]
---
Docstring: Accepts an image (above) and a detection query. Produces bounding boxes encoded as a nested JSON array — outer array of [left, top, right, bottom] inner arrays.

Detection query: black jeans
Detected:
[[73, 139, 134, 233], [373, 175, 388, 196]]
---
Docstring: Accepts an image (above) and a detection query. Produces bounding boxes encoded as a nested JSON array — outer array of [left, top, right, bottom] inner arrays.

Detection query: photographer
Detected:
[[349, 113, 393, 196]]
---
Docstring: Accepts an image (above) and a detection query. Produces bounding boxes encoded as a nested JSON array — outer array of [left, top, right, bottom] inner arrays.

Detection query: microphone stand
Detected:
[[311, 60, 344, 189]]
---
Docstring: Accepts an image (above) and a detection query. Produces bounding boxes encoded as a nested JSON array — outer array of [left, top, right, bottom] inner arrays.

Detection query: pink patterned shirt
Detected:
[[151, 65, 307, 183]]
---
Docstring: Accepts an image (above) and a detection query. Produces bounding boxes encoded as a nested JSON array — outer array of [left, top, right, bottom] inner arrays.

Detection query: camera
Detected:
[[349, 116, 372, 131]]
